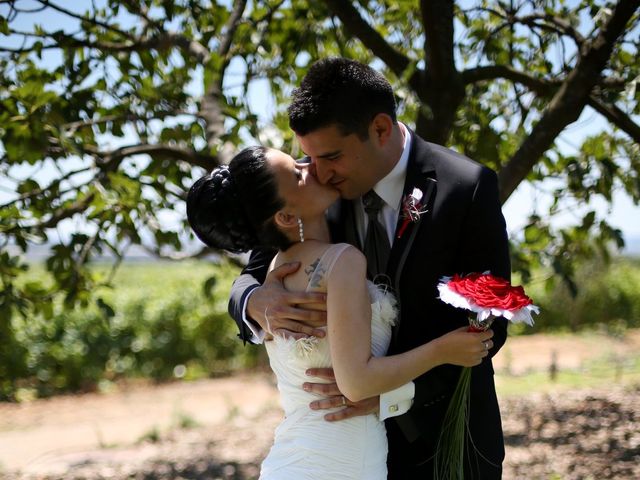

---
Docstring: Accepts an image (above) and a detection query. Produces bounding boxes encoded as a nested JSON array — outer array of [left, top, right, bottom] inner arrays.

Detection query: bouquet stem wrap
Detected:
[[435, 272, 539, 480], [434, 316, 494, 480]]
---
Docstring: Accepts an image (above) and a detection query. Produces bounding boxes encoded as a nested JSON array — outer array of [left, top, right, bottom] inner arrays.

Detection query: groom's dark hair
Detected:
[[288, 58, 397, 140]]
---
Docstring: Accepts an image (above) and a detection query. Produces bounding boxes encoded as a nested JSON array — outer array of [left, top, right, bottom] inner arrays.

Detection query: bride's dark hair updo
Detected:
[[187, 146, 293, 253]]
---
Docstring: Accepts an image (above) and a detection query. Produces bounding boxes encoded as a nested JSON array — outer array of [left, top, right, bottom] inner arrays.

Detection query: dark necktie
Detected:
[[362, 190, 391, 280]]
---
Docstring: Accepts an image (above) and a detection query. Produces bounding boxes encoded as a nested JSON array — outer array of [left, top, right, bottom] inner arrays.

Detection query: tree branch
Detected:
[[7, 27, 52, 38], [95, 143, 219, 171], [139, 244, 246, 267], [0, 43, 66, 53], [1, 29, 177, 55], [462, 65, 628, 96], [462, 6, 586, 46], [119, 0, 162, 34], [5, 23, 210, 61], [219, 0, 247, 62], [35, 0, 136, 41], [39, 193, 95, 229], [497, 0, 640, 203], [54, 30, 182, 53], [106, 1, 213, 63], [587, 95, 640, 144], [166, 31, 211, 64], [140, 244, 215, 261], [199, 0, 248, 159], [416, 0, 464, 143], [62, 111, 198, 136], [321, 0, 412, 78], [462, 65, 556, 95], [421, 0, 457, 84], [0, 166, 94, 209], [6, 3, 47, 14], [76, 229, 100, 268], [507, 13, 586, 47], [103, 240, 129, 286]]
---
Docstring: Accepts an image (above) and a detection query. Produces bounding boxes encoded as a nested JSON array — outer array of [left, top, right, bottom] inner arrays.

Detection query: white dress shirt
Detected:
[[354, 123, 414, 420], [242, 123, 416, 419]]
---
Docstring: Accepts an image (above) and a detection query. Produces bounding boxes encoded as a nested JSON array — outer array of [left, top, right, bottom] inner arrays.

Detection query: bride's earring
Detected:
[[298, 218, 305, 243]]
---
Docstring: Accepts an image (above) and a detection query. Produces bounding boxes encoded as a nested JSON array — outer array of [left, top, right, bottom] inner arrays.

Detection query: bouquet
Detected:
[[434, 272, 539, 480]]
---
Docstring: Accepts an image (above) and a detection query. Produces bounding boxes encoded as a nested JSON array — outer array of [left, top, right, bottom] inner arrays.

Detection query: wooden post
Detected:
[[549, 349, 558, 382]]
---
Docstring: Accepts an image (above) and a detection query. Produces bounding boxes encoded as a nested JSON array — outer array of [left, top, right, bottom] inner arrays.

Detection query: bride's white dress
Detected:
[[260, 243, 398, 480]]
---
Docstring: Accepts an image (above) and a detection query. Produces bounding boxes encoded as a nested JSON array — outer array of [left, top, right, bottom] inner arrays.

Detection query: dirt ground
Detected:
[[1, 331, 639, 480]]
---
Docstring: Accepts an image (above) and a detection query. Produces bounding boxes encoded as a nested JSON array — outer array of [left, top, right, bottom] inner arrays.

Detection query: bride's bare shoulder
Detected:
[[328, 244, 366, 277], [334, 243, 365, 262]]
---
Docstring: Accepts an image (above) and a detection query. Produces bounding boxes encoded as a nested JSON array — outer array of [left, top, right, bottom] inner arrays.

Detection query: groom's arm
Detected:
[[229, 247, 328, 343], [228, 247, 277, 343]]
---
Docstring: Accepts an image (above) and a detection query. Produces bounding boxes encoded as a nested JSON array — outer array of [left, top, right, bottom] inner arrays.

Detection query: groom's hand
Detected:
[[247, 262, 327, 340], [305, 368, 379, 421]]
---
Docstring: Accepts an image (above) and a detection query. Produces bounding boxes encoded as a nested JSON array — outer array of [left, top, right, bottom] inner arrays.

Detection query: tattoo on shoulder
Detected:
[[305, 258, 326, 288]]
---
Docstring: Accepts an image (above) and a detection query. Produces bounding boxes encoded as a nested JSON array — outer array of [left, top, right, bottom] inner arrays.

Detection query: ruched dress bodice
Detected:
[[260, 244, 398, 480]]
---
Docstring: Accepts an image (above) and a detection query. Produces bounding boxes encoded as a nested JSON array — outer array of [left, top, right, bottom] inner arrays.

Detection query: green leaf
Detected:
[[202, 276, 217, 300], [0, 17, 9, 35], [96, 297, 115, 318]]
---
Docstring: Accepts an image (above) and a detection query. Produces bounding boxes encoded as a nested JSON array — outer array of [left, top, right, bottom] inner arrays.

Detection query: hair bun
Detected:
[[187, 165, 259, 253]]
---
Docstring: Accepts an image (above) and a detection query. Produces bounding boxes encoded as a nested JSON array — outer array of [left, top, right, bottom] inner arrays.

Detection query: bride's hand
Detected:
[[433, 327, 494, 367], [304, 368, 379, 421], [247, 262, 327, 340]]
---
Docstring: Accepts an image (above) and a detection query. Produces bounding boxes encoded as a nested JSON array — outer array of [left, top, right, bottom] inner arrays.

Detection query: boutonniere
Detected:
[[397, 187, 428, 238]]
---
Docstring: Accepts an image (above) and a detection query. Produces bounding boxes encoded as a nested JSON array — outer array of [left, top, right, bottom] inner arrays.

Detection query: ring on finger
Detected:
[[483, 341, 490, 350], [340, 395, 347, 407]]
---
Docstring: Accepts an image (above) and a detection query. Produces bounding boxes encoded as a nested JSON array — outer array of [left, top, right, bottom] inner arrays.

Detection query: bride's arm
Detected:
[[327, 246, 492, 403]]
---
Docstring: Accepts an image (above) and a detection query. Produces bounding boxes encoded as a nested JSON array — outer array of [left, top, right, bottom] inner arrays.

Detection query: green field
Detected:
[[495, 347, 640, 397], [2, 256, 640, 401]]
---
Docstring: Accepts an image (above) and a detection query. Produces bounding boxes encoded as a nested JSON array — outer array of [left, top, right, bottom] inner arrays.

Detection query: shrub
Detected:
[[515, 257, 640, 334], [0, 260, 262, 400]]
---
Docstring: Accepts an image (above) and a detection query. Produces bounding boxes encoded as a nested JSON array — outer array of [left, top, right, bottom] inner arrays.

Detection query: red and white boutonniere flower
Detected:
[[434, 272, 539, 480], [397, 187, 428, 238]]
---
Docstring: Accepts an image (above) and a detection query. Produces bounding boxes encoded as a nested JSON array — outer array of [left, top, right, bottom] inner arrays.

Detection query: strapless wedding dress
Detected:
[[260, 244, 398, 479]]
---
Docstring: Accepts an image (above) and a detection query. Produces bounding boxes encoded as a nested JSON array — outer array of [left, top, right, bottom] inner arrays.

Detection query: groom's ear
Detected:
[[370, 113, 394, 146], [274, 211, 297, 230]]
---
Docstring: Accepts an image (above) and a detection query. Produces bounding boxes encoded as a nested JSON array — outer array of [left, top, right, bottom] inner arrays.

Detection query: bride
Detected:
[[187, 146, 493, 479]]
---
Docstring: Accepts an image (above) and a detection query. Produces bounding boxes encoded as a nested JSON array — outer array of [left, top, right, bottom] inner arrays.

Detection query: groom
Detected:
[[228, 58, 510, 479]]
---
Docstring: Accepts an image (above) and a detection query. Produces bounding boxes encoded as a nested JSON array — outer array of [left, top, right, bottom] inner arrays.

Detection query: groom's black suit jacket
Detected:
[[229, 130, 510, 479]]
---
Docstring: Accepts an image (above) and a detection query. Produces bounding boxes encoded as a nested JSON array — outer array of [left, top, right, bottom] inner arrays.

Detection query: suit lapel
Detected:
[[386, 131, 438, 345], [386, 131, 437, 291]]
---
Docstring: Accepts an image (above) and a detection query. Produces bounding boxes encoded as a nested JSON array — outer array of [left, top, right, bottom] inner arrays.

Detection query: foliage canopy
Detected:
[[1, 0, 639, 319]]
